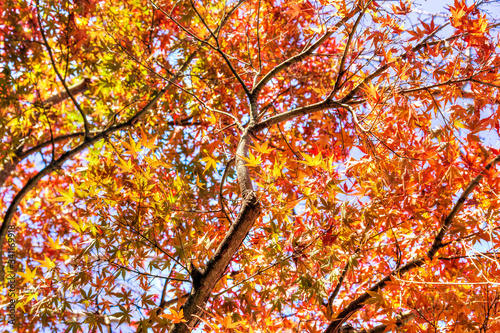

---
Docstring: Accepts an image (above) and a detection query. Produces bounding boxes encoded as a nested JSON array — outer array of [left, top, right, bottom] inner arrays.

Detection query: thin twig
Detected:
[[329, 0, 372, 98], [41, 108, 56, 162], [252, 0, 262, 89], [106, 260, 190, 282], [219, 158, 235, 224], [212, 252, 297, 298], [36, 3, 91, 137]]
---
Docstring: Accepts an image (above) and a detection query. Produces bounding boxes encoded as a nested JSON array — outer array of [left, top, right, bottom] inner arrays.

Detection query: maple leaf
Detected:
[[286, 4, 301, 19], [36, 256, 56, 270], [363, 81, 382, 104], [201, 155, 218, 173], [46, 235, 63, 251], [117, 157, 134, 172], [196, 175, 206, 189], [160, 308, 187, 323], [221, 315, 244, 329], [299, 152, 324, 167], [68, 219, 88, 234], [307, 25, 326, 34], [18, 266, 37, 285], [332, 0, 349, 17], [120, 134, 142, 158], [139, 127, 157, 149], [239, 152, 263, 167], [251, 141, 273, 155], [53, 188, 75, 207]]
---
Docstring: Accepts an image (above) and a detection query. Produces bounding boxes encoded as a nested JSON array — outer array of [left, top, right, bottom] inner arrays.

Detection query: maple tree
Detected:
[[2, 0, 500, 332]]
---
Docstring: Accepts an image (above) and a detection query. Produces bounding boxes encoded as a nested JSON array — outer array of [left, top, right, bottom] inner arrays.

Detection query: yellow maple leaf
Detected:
[[139, 127, 157, 149], [53, 188, 74, 206], [36, 256, 56, 270], [251, 141, 273, 155], [47, 235, 62, 250], [160, 308, 187, 323], [299, 152, 323, 167], [68, 219, 88, 234], [238, 152, 262, 167], [201, 155, 218, 173], [117, 157, 134, 172], [222, 315, 244, 329], [196, 175, 206, 189], [18, 266, 37, 285], [25, 291, 39, 303], [120, 134, 142, 158]]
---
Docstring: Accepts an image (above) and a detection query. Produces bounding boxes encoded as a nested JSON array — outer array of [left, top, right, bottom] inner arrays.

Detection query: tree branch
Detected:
[[0, 112, 199, 190], [428, 153, 500, 258], [251, 9, 360, 99], [340, 22, 450, 103], [329, 1, 372, 98], [212, 252, 297, 299], [219, 158, 235, 224], [165, 126, 261, 333], [324, 153, 500, 333], [470, 79, 500, 90], [168, 190, 261, 333], [106, 260, 191, 283], [36, 4, 91, 137], [328, 251, 358, 313], [341, 312, 416, 333], [0, 49, 199, 279], [42, 78, 90, 107], [164, 5, 268, 326], [398, 77, 473, 94], [153, 0, 252, 100], [0, 78, 90, 189], [254, 99, 352, 132]]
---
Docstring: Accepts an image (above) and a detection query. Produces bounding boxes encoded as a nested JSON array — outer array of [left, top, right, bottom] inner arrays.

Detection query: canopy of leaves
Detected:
[[1, 0, 500, 332]]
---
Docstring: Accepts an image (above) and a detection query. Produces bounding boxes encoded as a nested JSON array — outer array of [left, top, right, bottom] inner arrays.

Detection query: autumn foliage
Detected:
[[2, 0, 500, 332]]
